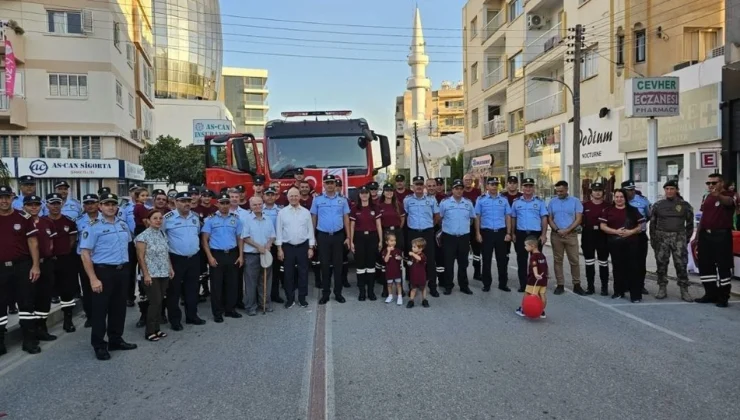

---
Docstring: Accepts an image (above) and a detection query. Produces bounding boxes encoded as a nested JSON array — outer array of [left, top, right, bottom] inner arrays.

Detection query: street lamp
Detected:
[[532, 76, 582, 199]]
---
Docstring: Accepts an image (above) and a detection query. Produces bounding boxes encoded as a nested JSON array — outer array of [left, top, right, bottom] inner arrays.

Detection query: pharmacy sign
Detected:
[[625, 77, 680, 118]]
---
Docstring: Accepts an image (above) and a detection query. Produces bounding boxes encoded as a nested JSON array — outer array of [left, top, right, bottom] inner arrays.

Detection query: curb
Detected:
[[5, 301, 84, 344]]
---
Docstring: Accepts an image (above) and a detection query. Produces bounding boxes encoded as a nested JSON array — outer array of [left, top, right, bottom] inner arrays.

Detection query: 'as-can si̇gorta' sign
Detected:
[[193, 119, 235, 146], [625, 77, 680, 118]]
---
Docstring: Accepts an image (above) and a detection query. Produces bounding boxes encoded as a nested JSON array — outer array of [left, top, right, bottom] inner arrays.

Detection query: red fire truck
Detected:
[[204, 110, 391, 199]]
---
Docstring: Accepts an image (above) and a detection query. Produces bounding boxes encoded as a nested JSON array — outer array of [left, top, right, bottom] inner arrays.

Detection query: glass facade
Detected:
[[524, 126, 561, 200], [152, 0, 223, 100], [222, 74, 268, 135]]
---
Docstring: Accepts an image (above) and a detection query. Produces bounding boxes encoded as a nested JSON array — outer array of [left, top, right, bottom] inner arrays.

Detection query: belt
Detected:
[[211, 247, 236, 253], [443, 232, 469, 238], [409, 227, 432, 232], [1, 257, 30, 267], [481, 228, 505, 232], [702, 228, 729, 234], [516, 229, 541, 235], [385, 226, 400, 230], [284, 241, 308, 247], [169, 253, 198, 259], [357, 230, 377, 235], [94, 263, 127, 270], [318, 229, 343, 235]]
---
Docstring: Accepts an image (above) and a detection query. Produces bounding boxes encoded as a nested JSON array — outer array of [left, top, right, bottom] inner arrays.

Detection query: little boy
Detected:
[[516, 236, 548, 319]]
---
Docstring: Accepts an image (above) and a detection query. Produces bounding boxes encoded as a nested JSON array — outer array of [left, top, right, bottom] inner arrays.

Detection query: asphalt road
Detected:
[[1, 246, 739, 420]]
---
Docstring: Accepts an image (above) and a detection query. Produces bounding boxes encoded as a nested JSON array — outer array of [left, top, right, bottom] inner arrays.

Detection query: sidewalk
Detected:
[[4, 300, 81, 342]]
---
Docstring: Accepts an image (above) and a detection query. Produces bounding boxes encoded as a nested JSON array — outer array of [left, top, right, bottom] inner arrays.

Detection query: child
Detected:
[[383, 233, 404, 305], [516, 237, 548, 319], [407, 238, 429, 308]]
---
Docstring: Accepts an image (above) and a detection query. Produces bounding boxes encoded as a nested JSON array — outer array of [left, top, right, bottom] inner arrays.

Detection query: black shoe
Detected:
[[51, 296, 60, 304], [225, 311, 243, 318], [214, 315, 224, 323], [136, 317, 146, 328], [319, 296, 330, 305], [443, 289, 452, 296], [367, 292, 377, 301], [236, 302, 247, 310], [185, 317, 206, 325], [422, 299, 430, 308], [36, 326, 57, 342], [335, 295, 346, 303], [299, 297, 309, 308], [498, 285, 511, 292], [381, 289, 389, 298], [22, 342, 41, 354], [63, 316, 76, 333], [171, 323, 184, 331], [600, 288, 609, 296], [358, 292, 366, 302], [482, 286, 491, 292], [612, 293, 624, 299], [429, 289, 440, 298], [694, 295, 716, 304], [109, 341, 137, 351], [460, 288, 473, 295], [84, 319, 92, 328], [8, 306, 18, 315], [126, 300, 135, 307], [553, 286, 565, 295], [716, 301, 729, 308], [406, 300, 414, 308], [95, 348, 111, 361], [342, 281, 351, 288], [517, 287, 525, 293], [586, 285, 595, 295], [642, 287, 649, 295], [572, 286, 586, 296]]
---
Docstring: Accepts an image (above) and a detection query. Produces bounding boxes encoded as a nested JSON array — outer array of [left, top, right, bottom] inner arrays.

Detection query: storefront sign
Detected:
[[471, 154, 493, 168], [193, 119, 234, 146], [17, 158, 119, 178], [567, 114, 620, 165], [525, 126, 561, 158], [463, 142, 508, 176], [625, 77, 680, 117], [124, 161, 146, 181], [698, 150, 718, 169], [619, 83, 719, 153]]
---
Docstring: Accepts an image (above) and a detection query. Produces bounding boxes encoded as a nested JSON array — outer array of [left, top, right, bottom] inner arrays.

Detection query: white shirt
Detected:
[[230, 206, 251, 227], [276, 204, 316, 247]]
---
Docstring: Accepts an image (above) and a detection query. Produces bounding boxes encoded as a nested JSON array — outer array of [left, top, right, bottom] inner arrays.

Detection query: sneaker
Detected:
[[285, 301, 295, 309], [421, 299, 429, 308], [397, 295, 403, 306], [298, 297, 309, 308], [385, 295, 394, 304], [540, 311, 546, 319], [515, 307, 525, 317], [406, 300, 414, 308]]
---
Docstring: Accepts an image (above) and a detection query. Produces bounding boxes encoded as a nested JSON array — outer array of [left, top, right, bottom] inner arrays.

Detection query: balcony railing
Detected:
[[525, 90, 564, 122], [525, 22, 563, 64], [483, 63, 505, 90], [483, 116, 506, 137], [0, 93, 9, 111], [483, 11, 504, 41]]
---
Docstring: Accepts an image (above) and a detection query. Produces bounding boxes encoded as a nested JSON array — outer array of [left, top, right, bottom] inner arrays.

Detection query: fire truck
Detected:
[[204, 110, 391, 199]]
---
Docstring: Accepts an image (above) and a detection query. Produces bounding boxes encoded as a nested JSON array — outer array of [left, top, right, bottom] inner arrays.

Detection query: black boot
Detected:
[[136, 300, 149, 328], [36, 319, 57, 341], [473, 262, 482, 281], [695, 282, 718, 303], [600, 280, 609, 296], [586, 281, 595, 295], [342, 265, 350, 288], [22, 325, 41, 354], [366, 274, 377, 301], [0, 327, 7, 356], [716, 285, 731, 308], [63, 308, 76, 333]]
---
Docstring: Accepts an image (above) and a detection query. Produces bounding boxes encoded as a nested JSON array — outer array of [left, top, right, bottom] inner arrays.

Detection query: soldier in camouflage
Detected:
[[649, 180, 694, 301]]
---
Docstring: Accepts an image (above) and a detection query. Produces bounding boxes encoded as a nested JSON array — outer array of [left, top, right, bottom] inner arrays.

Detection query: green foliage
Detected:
[[444, 151, 465, 181], [0, 158, 11, 186], [140, 135, 206, 187]]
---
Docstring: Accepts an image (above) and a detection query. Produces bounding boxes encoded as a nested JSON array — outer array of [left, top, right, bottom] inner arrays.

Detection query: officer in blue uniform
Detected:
[[163, 191, 206, 329], [13, 176, 47, 216], [54, 181, 82, 219], [439, 179, 476, 295], [622, 180, 651, 295], [474, 177, 513, 292], [310, 174, 351, 304], [79, 193, 137, 361], [403, 175, 441, 297], [510, 178, 549, 292], [201, 193, 244, 323], [76, 194, 103, 326], [262, 187, 285, 304], [117, 186, 139, 308]]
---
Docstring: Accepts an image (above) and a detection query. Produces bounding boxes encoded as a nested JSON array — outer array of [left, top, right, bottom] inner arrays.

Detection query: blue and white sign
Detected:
[[124, 161, 146, 181], [17, 158, 119, 178], [193, 119, 234, 146]]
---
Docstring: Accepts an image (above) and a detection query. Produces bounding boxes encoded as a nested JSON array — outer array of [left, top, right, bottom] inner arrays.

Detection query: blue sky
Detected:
[[220, 0, 467, 144]]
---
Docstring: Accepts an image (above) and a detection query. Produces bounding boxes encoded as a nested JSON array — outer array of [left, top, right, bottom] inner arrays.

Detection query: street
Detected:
[[1, 246, 739, 420]]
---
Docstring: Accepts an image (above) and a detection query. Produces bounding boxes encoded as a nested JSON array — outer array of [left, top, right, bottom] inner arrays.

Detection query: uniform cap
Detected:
[[235, 185, 246, 193], [434, 177, 444, 185], [590, 182, 604, 190], [46, 193, 63, 203], [487, 177, 500, 185], [82, 194, 99, 203], [19, 175, 36, 185], [522, 178, 536, 186], [219, 187, 229, 195], [295, 167, 305, 175], [265, 187, 277, 194], [23, 195, 42, 205], [412, 175, 425, 184], [382, 183, 393, 191], [367, 181, 379, 190], [217, 193, 230, 203], [507, 176, 519, 183], [175, 191, 193, 200], [336, 178, 343, 186], [452, 179, 464, 188], [167, 189, 178, 198], [323, 174, 337, 182], [358, 186, 370, 193], [54, 181, 71, 189], [98, 187, 112, 195], [187, 185, 201, 193], [395, 174, 405, 182], [100, 193, 119, 204], [621, 180, 636, 190], [0, 185, 13, 196], [253, 175, 266, 185], [128, 184, 142, 191], [152, 189, 167, 197], [663, 180, 679, 189], [201, 189, 216, 197]]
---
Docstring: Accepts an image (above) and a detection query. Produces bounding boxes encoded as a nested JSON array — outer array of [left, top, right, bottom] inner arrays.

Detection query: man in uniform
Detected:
[[510, 178, 548, 293], [695, 173, 736, 307], [649, 180, 694, 302], [461, 174, 483, 280], [54, 181, 82, 220], [475, 177, 513, 292], [311, 174, 351, 304], [404, 175, 441, 297], [262, 187, 285, 304], [236, 185, 250, 210], [80, 193, 137, 361], [503, 176, 523, 256], [547, 180, 585, 295], [278, 168, 312, 206], [252, 175, 266, 201], [439, 179, 476, 295], [194, 189, 218, 300], [77, 194, 102, 327], [13, 176, 47, 216], [163, 191, 206, 329], [581, 182, 610, 296], [0, 186, 42, 356], [623, 180, 651, 295], [427, 177, 446, 288], [394, 174, 413, 203], [119, 185, 139, 308], [46, 193, 79, 332], [201, 193, 244, 322]]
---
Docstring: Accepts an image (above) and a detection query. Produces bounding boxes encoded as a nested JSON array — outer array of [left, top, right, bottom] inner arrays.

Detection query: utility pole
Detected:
[[571, 24, 583, 199], [413, 122, 419, 178]]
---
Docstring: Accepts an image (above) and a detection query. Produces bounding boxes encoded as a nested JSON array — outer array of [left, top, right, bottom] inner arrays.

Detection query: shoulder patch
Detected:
[[19, 210, 32, 219], [89, 219, 99, 226], [164, 211, 175, 219], [64, 215, 76, 222]]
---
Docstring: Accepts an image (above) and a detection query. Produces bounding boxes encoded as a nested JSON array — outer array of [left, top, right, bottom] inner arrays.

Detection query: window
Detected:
[[581, 48, 598, 79], [245, 109, 266, 121], [471, 108, 479, 128], [38, 136, 101, 159], [48, 73, 88, 97], [508, 0, 523, 22], [128, 93, 134, 117], [0, 135, 21, 157], [115, 80, 123, 108], [246, 77, 265, 89], [684, 29, 720, 61], [142, 106, 153, 135], [634, 29, 646, 63], [471, 62, 479, 83], [245, 93, 264, 105], [487, 105, 501, 121], [141, 64, 153, 99], [616, 35, 625, 65], [113, 22, 121, 50], [454, 117, 465, 126], [509, 109, 524, 132], [245, 124, 265, 138], [126, 44, 135, 68], [471, 17, 478, 39], [47, 10, 83, 34], [630, 156, 682, 184], [509, 52, 524, 80]]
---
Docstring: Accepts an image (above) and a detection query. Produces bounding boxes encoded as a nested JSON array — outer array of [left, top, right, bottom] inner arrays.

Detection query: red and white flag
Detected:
[[4, 39, 16, 97], [323, 168, 348, 196]]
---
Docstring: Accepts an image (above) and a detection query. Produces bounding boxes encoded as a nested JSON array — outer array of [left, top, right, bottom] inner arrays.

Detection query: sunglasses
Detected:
[[706, 181, 718, 186]]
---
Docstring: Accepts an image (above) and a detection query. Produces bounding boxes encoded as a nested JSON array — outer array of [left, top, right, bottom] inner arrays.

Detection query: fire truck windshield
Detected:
[[267, 135, 368, 178]]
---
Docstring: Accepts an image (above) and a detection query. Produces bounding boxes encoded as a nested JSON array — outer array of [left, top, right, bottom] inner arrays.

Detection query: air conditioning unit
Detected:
[[45, 147, 69, 159], [82, 10, 94, 34], [143, 129, 151, 139], [707, 45, 725, 59], [527, 15, 544, 30], [130, 129, 140, 140]]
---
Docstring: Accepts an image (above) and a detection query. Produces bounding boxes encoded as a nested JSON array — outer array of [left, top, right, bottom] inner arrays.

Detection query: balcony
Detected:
[[483, 116, 506, 138], [0, 93, 28, 128], [483, 63, 505, 91], [524, 22, 563, 65], [1, 27, 26, 63], [483, 11, 504, 41], [525, 90, 564, 123], [244, 100, 269, 109]]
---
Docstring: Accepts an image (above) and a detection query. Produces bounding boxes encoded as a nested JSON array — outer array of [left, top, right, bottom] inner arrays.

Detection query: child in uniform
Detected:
[[407, 238, 430, 308], [383, 233, 404, 305], [516, 237, 548, 319]]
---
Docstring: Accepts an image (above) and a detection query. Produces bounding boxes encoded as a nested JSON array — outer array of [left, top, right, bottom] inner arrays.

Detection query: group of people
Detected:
[[0, 168, 736, 360]]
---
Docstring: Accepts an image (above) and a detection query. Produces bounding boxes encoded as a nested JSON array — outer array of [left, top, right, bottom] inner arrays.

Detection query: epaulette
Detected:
[[64, 215, 76, 222], [89, 219, 99, 226], [164, 211, 175, 219], [76, 214, 86, 221], [19, 210, 31, 219]]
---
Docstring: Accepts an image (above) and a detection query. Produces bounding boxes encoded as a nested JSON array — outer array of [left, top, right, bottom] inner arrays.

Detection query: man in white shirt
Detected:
[[242, 196, 276, 315], [276, 187, 316, 308], [229, 188, 251, 309]]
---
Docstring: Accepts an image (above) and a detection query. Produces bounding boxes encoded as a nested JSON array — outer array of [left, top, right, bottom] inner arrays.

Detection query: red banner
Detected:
[[4, 39, 16, 97]]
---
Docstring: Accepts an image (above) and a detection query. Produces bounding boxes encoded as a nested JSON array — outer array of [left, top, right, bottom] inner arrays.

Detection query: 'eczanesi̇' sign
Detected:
[[625, 77, 680, 118]]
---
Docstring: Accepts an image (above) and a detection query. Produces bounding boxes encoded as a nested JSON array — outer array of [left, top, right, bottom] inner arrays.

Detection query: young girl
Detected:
[[383, 233, 404, 305], [407, 238, 429, 308]]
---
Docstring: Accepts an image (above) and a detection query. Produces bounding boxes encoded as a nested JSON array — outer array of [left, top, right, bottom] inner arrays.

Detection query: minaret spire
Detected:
[[407, 7, 431, 121]]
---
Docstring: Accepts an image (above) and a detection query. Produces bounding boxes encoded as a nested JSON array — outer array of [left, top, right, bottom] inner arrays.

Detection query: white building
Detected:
[[152, 99, 233, 146]]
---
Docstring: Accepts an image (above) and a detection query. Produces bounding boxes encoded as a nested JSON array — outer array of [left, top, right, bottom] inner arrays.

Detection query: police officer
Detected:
[[334, 177, 351, 289], [427, 177, 445, 289], [439, 179, 476, 295], [13, 176, 47, 216], [503, 176, 523, 256], [510, 178, 548, 293], [695, 173, 736, 307], [201, 193, 244, 322], [262, 187, 285, 304], [163, 191, 206, 328], [649, 180, 694, 302], [475, 177, 513, 292], [77, 194, 102, 327], [80, 193, 137, 361], [119, 185, 139, 308], [403, 175, 441, 297], [194, 189, 218, 300], [54, 181, 82, 219], [310, 174, 351, 304], [461, 174, 482, 280], [581, 182, 610, 296], [622, 180, 651, 295], [547, 180, 585, 295], [46, 193, 79, 332]]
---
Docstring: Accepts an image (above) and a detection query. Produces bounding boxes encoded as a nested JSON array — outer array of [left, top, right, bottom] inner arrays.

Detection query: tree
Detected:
[[444, 151, 464, 181], [0, 158, 11, 186], [180, 145, 206, 186], [140, 135, 191, 187]]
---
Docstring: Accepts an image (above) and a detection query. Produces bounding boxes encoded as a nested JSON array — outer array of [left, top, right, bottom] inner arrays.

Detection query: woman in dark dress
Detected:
[[349, 186, 383, 301]]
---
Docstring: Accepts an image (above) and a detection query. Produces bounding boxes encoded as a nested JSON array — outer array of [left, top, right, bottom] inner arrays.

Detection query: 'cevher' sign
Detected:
[[625, 77, 680, 118], [193, 119, 234, 145]]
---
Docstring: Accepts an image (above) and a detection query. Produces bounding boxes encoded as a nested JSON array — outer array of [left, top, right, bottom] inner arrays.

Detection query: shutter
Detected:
[[82, 9, 94, 34]]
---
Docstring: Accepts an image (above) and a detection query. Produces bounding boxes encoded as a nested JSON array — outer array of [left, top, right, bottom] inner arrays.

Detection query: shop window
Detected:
[[579, 163, 623, 202], [629, 156, 682, 184]]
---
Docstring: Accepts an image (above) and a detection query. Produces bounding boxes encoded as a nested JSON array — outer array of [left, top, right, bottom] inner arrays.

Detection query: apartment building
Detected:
[[219, 67, 269, 138], [721, 0, 740, 182], [0, 0, 154, 196], [462, 0, 724, 203]]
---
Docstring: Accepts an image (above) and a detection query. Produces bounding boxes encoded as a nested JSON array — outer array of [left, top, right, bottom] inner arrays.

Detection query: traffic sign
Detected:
[[625, 77, 680, 118]]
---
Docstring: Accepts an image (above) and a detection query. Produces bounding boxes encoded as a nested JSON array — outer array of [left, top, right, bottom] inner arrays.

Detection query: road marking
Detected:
[[325, 304, 336, 420], [307, 303, 327, 420], [609, 301, 740, 307], [298, 308, 318, 420], [564, 287, 694, 343]]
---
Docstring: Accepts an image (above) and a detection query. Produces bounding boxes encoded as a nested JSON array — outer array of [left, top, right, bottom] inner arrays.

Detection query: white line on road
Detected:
[[325, 304, 336, 420], [298, 308, 317, 420], [609, 301, 740, 307]]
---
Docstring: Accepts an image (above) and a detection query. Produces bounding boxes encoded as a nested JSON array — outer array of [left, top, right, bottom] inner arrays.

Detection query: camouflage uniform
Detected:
[[649, 196, 694, 300]]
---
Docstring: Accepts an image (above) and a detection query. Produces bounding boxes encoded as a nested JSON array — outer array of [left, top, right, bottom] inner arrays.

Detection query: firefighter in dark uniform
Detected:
[[349, 185, 383, 301], [236, 185, 250, 210], [695, 173, 737, 307], [403, 176, 441, 297], [80, 193, 138, 361], [367, 181, 386, 287], [462, 174, 482, 280], [427, 178, 445, 288], [46, 193, 79, 332], [474, 177, 513, 292], [581, 182, 610, 296], [24, 195, 58, 342], [0, 185, 42, 356], [277, 168, 313, 206]]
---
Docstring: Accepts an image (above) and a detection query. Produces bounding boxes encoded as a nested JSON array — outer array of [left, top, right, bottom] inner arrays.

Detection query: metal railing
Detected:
[[483, 63, 505, 90], [0, 93, 8, 111], [483, 11, 504, 41], [524, 22, 563, 63], [525, 90, 564, 122], [483, 116, 506, 137]]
